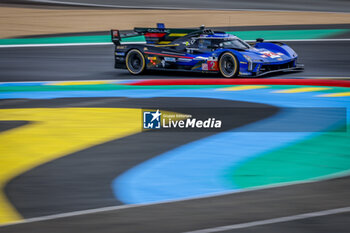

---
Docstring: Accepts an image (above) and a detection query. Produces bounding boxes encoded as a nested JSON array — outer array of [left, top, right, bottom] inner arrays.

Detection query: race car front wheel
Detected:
[[126, 49, 145, 75], [219, 52, 239, 78]]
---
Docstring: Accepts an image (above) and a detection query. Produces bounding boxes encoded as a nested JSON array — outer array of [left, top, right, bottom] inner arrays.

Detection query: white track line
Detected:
[[184, 206, 350, 233], [1, 38, 349, 48], [0, 170, 349, 228], [27, 0, 350, 13], [0, 41, 145, 48]]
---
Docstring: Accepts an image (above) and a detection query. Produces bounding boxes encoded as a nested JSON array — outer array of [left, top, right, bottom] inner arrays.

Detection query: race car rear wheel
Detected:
[[219, 52, 239, 78], [126, 49, 145, 75]]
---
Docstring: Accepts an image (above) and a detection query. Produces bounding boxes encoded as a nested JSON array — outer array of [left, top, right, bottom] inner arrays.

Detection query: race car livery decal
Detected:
[[194, 56, 207, 61], [208, 57, 218, 71], [177, 58, 193, 62], [144, 51, 193, 59], [208, 61, 218, 71], [260, 51, 281, 59], [164, 57, 176, 62], [147, 56, 157, 61]]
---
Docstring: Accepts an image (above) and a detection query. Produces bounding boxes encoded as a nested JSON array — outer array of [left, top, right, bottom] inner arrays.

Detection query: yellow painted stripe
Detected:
[[191, 64, 202, 70], [168, 33, 187, 37], [157, 41, 172, 45], [155, 44, 180, 47], [318, 92, 350, 97], [0, 108, 142, 224], [218, 85, 269, 91], [46, 80, 113, 86], [0, 193, 20, 225], [273, 87, 330, 93]]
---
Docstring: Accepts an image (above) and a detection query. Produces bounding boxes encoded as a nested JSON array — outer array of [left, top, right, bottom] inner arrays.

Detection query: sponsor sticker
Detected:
[[208, 57, 218, 61], [239, 72, 252, 75], [164, 57, 176, 62], [178, 58, 192, 62], [202, 63, 208, 71]]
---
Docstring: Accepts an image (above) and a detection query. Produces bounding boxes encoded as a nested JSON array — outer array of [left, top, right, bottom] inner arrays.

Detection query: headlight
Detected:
[[243, 55, 253, 71], [243, 55, 252, 62]]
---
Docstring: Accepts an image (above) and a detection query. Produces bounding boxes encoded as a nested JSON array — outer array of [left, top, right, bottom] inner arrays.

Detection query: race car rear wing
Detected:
[[111, 23, 211, 45], [111, 29, 140, 45]]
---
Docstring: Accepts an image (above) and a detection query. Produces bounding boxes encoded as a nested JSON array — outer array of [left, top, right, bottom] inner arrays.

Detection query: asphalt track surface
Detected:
[[3, 97, 277, 218], [1, 175, 349, 233], [16, 0, 350, 13], [1, 41, 350, 82]]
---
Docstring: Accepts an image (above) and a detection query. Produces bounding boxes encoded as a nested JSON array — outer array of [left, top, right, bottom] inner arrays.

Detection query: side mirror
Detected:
[[256, 38, 264, 43]]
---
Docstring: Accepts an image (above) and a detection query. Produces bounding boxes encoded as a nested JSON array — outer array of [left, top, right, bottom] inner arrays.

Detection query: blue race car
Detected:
[[111, 24, 304, 78]]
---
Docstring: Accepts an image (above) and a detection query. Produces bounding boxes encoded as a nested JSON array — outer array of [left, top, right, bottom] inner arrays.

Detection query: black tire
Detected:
[[219, 52, 239, 78], [125, 49, 145, 75]]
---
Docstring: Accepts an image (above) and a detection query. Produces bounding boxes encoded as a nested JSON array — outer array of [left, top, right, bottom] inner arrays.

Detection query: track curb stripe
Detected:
[[273, 87, 331, 93], [318, 92, 350, 97], [218, 85, 270, 91], [129, 79, 350, 88]]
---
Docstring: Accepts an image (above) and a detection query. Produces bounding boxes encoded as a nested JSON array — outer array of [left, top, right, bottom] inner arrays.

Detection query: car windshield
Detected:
[[218, 39, 250, 50]]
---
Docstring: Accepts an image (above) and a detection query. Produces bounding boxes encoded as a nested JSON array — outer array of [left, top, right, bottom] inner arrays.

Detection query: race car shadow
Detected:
[[112, 69, 302, 80]]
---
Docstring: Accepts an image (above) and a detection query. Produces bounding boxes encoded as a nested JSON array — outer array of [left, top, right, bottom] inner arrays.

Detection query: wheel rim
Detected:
[[127, 50, 144, 74], [220, 54, 237, 77]]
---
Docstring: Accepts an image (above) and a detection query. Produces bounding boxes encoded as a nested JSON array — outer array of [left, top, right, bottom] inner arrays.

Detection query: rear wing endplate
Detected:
[[111, 30, 140, 45]]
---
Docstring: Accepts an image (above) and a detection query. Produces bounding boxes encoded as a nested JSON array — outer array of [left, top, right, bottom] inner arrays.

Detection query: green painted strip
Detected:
[[0, 35, 111, 45], [0, 29, 348, 45], [0, 35, 145, 45], [227, 126, 350, 189], [268, 85, 350, 93], [228, 29, 349, 40]]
